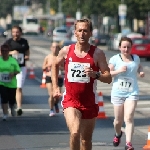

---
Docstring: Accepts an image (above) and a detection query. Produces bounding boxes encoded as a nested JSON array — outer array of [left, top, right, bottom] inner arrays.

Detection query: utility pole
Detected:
[[47, 0, 50, 15], [24, 0, 31, 6], [58, 0, 62, 13], [121, 0, 124, 3], [76, 0, 82, 20], [118, 0, 127, 33], [77, 0, 80, 12]]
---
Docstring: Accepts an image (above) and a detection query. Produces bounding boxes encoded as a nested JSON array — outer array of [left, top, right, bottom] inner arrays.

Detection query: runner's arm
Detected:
[[42, 56, 48, 71], [95, 49, 112, 84], [9, 50, 18, 55], [137, 64, 145, 77], [25, 49, 30, 60], [137, 64, 143, 74], [51, 46, 68, 88], [109, 63, 127, 77]]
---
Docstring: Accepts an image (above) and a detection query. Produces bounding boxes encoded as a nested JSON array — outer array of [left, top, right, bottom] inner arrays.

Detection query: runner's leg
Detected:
[[124, 100, 137, 143], [64, 107, 82, 150], [113, 104, 124, 135], [46, 82, 54, 110], [80, 118, 96, 150]]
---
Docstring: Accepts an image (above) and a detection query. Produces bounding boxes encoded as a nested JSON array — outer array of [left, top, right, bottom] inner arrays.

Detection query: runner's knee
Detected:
[[70, 133, 80, 140], [81, 139, 92, 146], [114, 119, 122, 125], [16, 88, 22, 92], [124, 115, 133, 124]]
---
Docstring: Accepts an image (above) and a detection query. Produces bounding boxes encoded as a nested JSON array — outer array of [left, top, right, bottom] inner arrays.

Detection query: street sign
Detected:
[[13, 6, 31, 20], [76, 11, 82, 20], [119, 15, 126, 26], [118, 4, 127, 16], [118, 4, 127, 26]]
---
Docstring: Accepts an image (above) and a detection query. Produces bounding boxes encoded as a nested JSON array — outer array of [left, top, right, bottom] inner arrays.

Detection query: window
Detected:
[[27, 19, 38, 24], [56, 29, 67, 33], [132, 39, 150, 44]]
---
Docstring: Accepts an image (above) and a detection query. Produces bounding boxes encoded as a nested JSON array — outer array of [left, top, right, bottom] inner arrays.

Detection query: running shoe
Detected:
[[2, 114, 8, 121], [17, 108, 23, 116], [125, 142, 134, 150], [55, 103, 59, 113], [113, 131, 123, 147], [49, 110, 55, 117]]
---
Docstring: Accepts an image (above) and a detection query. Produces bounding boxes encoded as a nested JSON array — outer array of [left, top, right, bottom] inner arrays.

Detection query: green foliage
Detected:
[[0, 0, 150, 20], [0, 0, 21, 17]]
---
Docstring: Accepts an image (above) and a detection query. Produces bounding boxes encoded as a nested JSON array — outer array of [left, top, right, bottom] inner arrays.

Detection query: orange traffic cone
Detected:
[[143, 126, 150, 150], [29, 64, 35, 79], [40, 71, 46, 88], [97, 92, 107, 119]]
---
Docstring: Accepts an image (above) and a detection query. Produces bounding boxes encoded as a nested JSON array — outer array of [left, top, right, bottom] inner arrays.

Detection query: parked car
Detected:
[[52, 26, 70, 42], [91, 34, 110, 46], [107, 32, 143, 51], [0, 26, 7, 38], [107, 33, 122, 51], [59, 40, 76, 48], [131, 37, 150, 59], [127, 32, 143, 38]]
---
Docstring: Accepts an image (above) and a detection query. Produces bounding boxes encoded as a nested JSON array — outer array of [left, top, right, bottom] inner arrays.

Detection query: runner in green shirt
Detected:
[[0, 44, 20, 121]]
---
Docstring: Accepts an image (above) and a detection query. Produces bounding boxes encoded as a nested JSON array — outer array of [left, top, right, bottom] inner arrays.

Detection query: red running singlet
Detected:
[[62, 44, 99, 116]]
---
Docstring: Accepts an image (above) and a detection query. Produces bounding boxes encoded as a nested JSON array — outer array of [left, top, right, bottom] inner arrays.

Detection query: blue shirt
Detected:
[[109, 54, 140, 97]]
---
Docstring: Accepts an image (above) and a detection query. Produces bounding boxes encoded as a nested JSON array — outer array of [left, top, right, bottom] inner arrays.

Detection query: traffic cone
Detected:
[[97, 92, 107, 119], [29, 64, 35, 79], [143, 126, 150, 150], [40, 71, 46, 88]]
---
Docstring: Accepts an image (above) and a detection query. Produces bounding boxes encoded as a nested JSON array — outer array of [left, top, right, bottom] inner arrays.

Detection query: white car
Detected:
[[52, 27, 70, 42], [108, 33, 122, 51], [108, 32, 143, 51], [21, 16, 40, 35], [126, 32, 143, 38]]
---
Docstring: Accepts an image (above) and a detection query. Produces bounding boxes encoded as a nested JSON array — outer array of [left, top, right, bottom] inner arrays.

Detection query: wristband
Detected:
[[95, 72, 101, 79]]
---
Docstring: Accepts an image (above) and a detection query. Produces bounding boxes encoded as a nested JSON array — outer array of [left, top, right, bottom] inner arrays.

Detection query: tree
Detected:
[[0, 0, 21, 18]]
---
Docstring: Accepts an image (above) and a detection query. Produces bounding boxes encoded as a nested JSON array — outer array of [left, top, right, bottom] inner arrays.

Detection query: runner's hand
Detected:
[[139, 72, 145, 78], [118, 66, 127, 73], [84, 66, 96, 78], [10, 50, 18, 55], [53, 86, 62, 98], [9, 72, 15, 79]]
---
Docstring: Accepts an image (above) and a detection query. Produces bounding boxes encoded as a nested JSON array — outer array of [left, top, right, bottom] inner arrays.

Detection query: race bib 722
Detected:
[[67, 62, 90, 83]]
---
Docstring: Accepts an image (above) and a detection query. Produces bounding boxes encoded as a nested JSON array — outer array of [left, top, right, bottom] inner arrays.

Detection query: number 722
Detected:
[[71, 69, 86, 77]]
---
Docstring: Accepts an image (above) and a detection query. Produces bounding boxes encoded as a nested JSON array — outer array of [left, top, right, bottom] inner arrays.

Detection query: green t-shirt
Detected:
[[0, 56, 20, 88]]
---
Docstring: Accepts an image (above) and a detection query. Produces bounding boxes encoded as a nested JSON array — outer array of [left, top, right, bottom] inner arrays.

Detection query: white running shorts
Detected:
[[16, 66, 27, 88], [111, 95, 139, 106]]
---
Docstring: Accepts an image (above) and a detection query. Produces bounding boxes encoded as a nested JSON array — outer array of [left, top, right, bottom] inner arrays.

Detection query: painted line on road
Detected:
[[137, 101, 150, 105], [136, 107, 150, 111]]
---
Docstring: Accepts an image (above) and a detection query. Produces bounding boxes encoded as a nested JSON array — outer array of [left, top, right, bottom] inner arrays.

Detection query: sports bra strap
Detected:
[[119, 54, 134, 61]]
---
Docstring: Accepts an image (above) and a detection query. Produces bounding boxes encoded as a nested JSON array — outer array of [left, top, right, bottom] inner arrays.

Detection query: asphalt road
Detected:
[[0, 36, 149, 150]]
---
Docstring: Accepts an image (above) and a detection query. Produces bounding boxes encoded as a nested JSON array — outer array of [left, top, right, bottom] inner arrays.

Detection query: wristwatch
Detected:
[[95, 72, 101, 79]]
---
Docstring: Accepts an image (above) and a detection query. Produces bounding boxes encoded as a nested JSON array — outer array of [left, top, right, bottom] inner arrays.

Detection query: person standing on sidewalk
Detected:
[[42, 42, 64, 117], [51, 18, 112, 150], [109, 37, 145, 150], [5, 26, 30, 116], [0, 44, 20, 120]]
